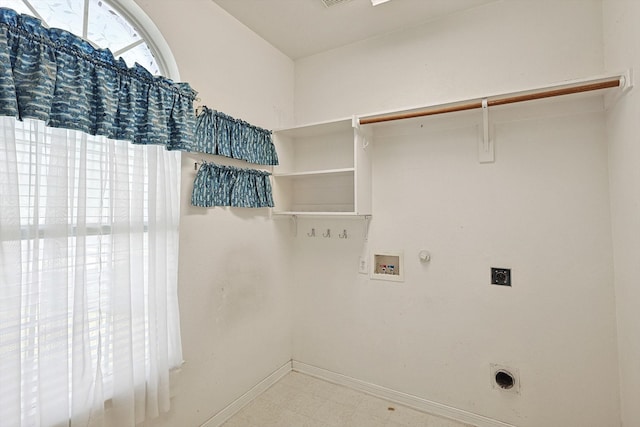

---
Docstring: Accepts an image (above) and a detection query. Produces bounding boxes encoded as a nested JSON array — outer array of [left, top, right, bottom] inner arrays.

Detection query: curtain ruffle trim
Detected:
[[0, 7, 197, 151], [191, 162, 274, 208], [194, 106, 278, 165]]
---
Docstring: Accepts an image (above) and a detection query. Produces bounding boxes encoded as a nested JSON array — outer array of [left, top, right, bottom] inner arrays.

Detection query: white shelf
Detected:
[[274, 168, 355, 178], [270, 72, 630, 217], [271, 118, 372, 217], [356, 71, 630, 126], [273, 118, 352, 138], [272, 211, 364, 217]]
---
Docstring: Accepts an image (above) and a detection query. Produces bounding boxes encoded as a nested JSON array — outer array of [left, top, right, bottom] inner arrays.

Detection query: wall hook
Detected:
[[339, 229, 348, 239], [307, 228, 316, 237], [195, 159, 206, 170], [323, 229, 331, 238]]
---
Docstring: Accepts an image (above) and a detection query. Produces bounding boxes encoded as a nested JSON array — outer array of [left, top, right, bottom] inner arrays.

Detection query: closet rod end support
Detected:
[[621, 69, 634, 91], [352, 115, 361, 129]]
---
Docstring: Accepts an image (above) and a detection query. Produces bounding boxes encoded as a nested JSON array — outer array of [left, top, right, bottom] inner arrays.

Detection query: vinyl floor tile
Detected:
[[221, 372, 474, 427]]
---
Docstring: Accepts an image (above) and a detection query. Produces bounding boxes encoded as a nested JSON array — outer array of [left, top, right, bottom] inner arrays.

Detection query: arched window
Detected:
[[0, 2, 183, 426], [2, 0, 166, 75]]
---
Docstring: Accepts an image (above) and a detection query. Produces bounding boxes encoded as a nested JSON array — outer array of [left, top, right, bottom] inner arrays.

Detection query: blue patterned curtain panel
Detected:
[[0, 8, 197, 151], [194, 106, 278, 165], [191, 162, 274, 208]]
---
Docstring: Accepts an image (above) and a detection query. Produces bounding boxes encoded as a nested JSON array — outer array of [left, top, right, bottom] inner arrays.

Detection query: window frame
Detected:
[[107, 0, 181, 80], [1, 1, 183, 423]]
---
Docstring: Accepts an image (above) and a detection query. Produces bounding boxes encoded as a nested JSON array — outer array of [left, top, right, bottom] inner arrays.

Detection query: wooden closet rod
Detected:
[[358, 76, 623, 125]]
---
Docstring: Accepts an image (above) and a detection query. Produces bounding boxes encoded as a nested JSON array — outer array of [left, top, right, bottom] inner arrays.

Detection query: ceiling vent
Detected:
[[321, 0, 353, 7]]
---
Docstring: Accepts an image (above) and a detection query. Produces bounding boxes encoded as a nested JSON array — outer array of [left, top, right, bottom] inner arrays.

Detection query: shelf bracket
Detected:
[[352, 115, 361, 130], [363, 215, 371, 242], [290, 215, 298, 237], [478, 98, 495, 163]]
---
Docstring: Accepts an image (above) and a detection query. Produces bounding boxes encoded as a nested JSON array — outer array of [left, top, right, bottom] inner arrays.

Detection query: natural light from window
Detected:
[[0, 1, 180, 424], [2, 0, 161, 74]]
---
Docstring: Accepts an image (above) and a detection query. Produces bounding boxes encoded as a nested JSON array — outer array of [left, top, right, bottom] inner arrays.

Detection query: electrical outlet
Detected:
[[358, 256, 368, 274], [491, 267, 511, 286]]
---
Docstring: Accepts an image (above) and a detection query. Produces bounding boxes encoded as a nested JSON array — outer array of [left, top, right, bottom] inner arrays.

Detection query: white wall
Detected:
[[294, 0, 604, 124], [132, 1, 295, 426], [603, 1, 640, 426], [293, 1, 621, 426], [113, 1, 637, 426]]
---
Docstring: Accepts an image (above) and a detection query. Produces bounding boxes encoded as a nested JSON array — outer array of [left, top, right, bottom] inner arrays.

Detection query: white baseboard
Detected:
[[200, 359, 516, 427], [292, 360, 517, 427], [200, 360, 293, 427]]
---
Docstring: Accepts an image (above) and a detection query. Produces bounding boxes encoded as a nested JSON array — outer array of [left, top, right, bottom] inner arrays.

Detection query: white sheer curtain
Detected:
[[0, 116, 182, 427]]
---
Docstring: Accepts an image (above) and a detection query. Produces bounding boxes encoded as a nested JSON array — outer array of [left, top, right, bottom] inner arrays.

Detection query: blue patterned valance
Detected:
[[194, 107, 278, 165], [191, 162, 274, 208], [0, 7, 197, 150]]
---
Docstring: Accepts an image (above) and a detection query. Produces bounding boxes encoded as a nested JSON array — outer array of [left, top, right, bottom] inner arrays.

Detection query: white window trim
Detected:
[[109, 0, 181, 81]]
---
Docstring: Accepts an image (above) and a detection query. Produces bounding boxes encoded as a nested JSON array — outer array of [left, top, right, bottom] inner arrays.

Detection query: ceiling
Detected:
[[211, 0, 498, 59]]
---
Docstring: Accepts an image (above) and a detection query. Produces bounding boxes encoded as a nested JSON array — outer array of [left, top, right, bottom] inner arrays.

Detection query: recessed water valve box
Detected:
[[371, 251, 404, 282]]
